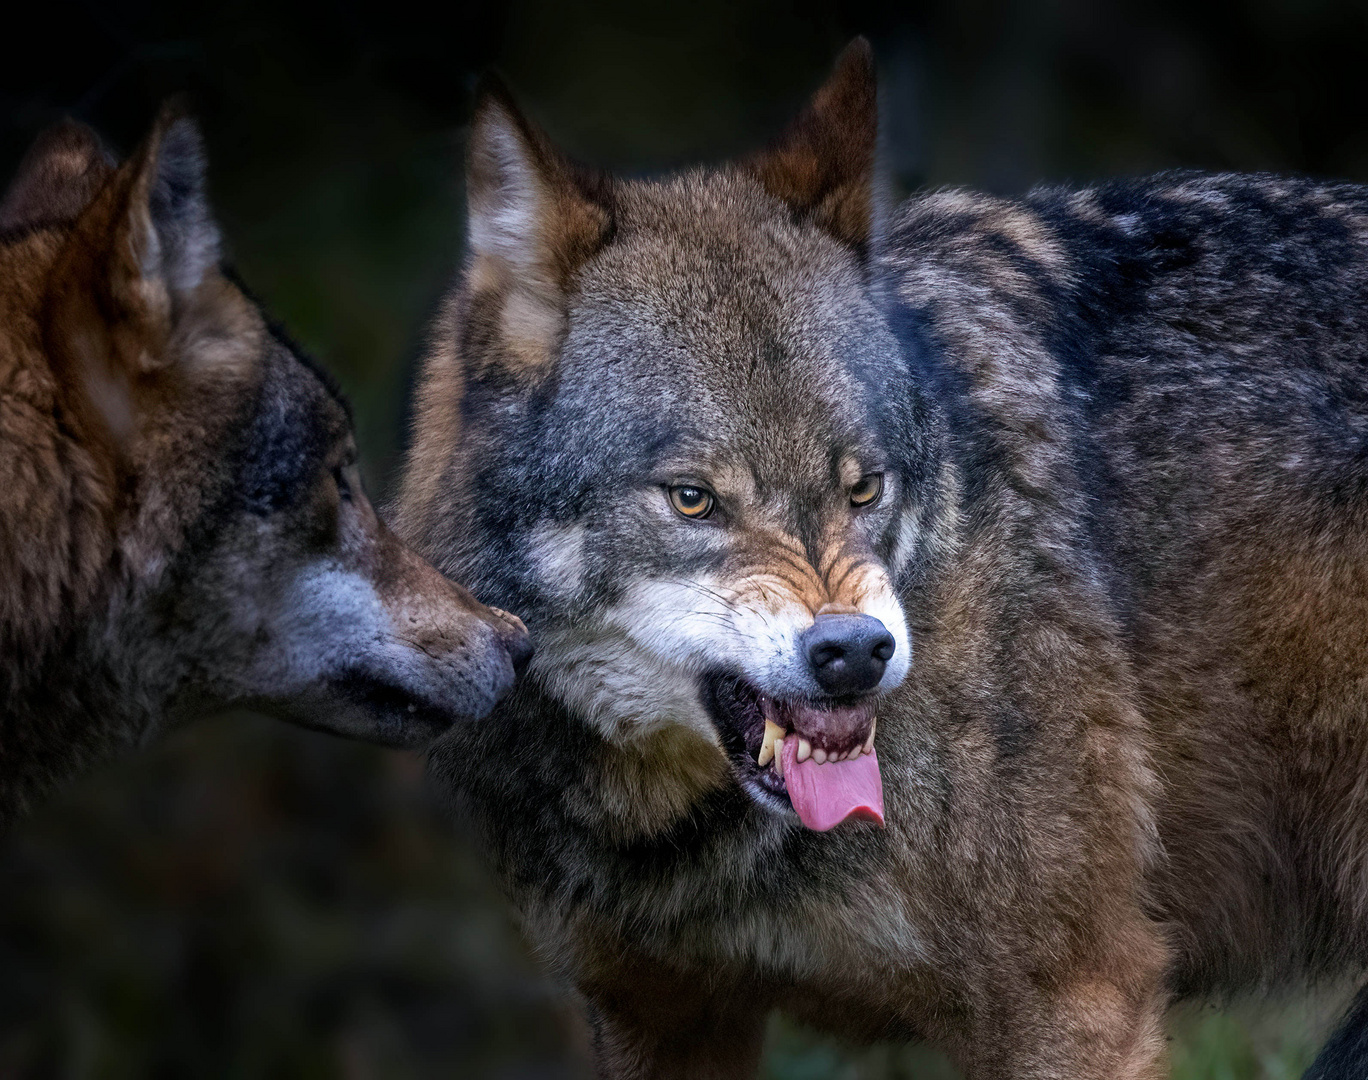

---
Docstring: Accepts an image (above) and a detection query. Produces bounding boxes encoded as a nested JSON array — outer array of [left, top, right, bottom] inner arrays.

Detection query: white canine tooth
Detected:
[[797, 737, 812, 763], [863, 718, 877, 755], [813, 747, 827, 765], [757, 719, 784, 767]]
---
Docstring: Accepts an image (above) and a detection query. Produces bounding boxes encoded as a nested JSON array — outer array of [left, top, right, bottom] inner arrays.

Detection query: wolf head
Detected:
[[400, 42, 947, 826], [0, 112, 531, 810]]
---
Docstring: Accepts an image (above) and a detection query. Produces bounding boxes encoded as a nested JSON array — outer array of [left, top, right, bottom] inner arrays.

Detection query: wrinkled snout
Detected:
[[800, 613, 895, 696], [382, 543, 533, 725]]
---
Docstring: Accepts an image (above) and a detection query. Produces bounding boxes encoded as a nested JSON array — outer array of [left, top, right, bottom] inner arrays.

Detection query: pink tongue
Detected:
[[781, 738, 885, 831]]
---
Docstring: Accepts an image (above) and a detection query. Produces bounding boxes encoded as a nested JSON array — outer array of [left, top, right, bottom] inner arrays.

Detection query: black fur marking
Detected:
[[236, 348, 338, 517]]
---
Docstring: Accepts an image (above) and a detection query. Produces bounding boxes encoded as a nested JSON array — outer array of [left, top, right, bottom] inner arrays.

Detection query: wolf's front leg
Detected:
[[581, 962, 770, 1080], [956, 974, 1169, 1080]]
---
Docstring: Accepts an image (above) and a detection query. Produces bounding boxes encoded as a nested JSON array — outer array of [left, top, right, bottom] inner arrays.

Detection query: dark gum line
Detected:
[[756, 694, 875, 755]]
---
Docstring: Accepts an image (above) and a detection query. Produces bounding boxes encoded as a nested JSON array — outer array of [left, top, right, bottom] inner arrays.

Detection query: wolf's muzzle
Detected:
[[800, 613, 895, 696]]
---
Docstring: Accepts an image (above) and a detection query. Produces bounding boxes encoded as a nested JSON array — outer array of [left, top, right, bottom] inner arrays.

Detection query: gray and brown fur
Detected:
[[0, 112, 530, 823], [397, 39, 1368, 1078]]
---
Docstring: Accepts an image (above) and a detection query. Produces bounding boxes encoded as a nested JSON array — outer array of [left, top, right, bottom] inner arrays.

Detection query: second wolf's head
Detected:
[[399, 43, 948, 831], [0, 112, 531, 818]]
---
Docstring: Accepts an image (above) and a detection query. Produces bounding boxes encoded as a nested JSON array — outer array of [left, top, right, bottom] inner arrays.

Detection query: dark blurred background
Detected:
[[3, 1, 1367, 1076]]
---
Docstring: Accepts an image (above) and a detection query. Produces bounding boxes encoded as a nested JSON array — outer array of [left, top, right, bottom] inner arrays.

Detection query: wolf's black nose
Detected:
[[801, 614, 894, 696]]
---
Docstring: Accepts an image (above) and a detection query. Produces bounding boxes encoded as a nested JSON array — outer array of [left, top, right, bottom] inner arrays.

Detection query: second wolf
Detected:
[[0, 113, 530, 822], [398, 42, 1368, 1078]]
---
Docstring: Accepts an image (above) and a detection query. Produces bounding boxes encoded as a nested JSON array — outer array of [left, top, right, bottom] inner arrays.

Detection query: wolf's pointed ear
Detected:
[[58, 108, 221, 324], [46, 109, 234, 445], [0, 119, 116, 231], [117, 110, 221, 299], [745, 38, 878, 255], [465, 76, 611, 371]]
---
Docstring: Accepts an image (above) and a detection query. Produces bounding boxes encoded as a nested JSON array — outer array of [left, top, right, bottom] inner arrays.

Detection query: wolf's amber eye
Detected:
[[850, 473, 883, 508], [668, 485, 715, 519]]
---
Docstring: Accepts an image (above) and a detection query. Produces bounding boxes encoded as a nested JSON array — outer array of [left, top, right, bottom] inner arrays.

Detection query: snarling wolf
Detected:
[[0, 112, 531, 823], [397, 38, 1368, 1078]]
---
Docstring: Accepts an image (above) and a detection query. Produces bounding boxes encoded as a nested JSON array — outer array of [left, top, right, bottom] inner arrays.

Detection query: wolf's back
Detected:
[[884, 172, 1368, 1055]]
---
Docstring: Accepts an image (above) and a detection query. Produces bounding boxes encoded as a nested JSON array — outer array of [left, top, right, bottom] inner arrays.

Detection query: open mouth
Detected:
[[703, 674, 884, 831]]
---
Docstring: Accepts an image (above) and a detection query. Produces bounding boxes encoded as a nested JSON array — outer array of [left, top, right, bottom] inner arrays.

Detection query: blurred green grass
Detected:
[[763, 997, 1338, 1080]]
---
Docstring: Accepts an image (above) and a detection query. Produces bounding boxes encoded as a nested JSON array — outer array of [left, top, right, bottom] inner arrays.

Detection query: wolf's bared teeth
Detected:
[[757, 718, 785, 767], [774, 735, 787, 778], [863, 718, 876, 755], [797, 737, 812, 763], [813, 747, 827, 764]]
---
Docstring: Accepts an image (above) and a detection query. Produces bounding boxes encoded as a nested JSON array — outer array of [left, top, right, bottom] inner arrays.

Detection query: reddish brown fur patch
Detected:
[[0, 118, 264, 812], [0, 228, 118, 661], [744, 38, 877, 253], [0, 120, 114, 232]]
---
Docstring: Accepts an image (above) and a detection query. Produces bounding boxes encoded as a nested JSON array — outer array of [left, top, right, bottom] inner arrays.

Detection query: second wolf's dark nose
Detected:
[[505, 630, 534, 674], [801, 614, 894, 696]]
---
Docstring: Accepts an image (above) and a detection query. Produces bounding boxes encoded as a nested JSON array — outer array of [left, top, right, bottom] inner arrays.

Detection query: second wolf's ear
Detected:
[[465, 78, 611, 372], [0, 120, 116, 231], [112, 112, 221, 299], [46, 111, 232, 445], [745, 38, 878, 255]]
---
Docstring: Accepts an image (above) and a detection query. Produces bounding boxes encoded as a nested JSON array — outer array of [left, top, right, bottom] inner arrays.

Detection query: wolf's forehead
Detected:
[[551, 341, 875, 498], [572, 222, 869, 409], [551, 173, 891, 482], [563, 289, 868, 437], [603, 173, 855, 313]]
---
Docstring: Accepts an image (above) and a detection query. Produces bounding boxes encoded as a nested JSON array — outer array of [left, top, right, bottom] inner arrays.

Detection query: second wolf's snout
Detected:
[[486, 607, 534, 673], [377, 540, 533, 721]]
